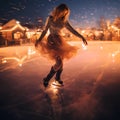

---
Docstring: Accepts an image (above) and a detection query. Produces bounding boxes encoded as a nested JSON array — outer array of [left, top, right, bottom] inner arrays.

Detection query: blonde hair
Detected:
[[51, 4, 70, 23]]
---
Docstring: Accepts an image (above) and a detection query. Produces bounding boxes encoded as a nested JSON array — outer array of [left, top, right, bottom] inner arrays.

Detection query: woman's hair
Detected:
[[51, 4, 70, 22]]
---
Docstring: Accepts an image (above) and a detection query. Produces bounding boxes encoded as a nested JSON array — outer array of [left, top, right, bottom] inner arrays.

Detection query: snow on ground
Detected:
[[0, 41, 120, 120]]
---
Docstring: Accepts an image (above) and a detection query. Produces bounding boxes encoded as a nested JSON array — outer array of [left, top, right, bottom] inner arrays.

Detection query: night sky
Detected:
[[0, 0, 120, 28]]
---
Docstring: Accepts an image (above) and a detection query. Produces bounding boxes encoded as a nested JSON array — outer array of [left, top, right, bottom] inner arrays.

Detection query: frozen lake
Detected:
[[0, 41, 120, 120]]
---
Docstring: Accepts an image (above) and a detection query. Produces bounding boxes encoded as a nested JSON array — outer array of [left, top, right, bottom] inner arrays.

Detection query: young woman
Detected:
[[35, 4, 87, 87]]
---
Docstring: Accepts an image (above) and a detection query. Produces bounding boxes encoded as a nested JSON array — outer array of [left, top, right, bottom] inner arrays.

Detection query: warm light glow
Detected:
[[16, 21, 20, 24], [100, 46, 103, 50], [51, 81, 59, 93], [46, 29, 50, 36], [2, 56, 27, 67], [82, 43, 87, 50], [81, 30, 85, 34], [19, 63, 22, 67], [111, 50, 120, 57], [0, 26, 2, 30], [52, 81, 57, 88], [112, 53, 115, 57], [1, 24, 25, 32], [1, 47, 36, 67], [28, 47, 36, 55], [111, 25, 119, 31], [2, 59, 7, 63], [26, 28, 29, 31]]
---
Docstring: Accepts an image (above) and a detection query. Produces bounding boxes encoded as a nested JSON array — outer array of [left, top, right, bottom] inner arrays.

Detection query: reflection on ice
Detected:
[[28, 47, 36, 55], [1, 46, 36, 67], [0, 41, 120, 120], [100, 46, 103, 50], [2, 56, 27, 67], [0, 41, 120, 69]]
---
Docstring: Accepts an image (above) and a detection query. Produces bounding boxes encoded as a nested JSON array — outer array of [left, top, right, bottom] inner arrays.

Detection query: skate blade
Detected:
[[52, 82, 64, 87]]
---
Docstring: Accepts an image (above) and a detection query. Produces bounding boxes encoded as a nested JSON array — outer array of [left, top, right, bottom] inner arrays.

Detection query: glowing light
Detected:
[[111, 50, 120, 63], [2, 56, 27, 67], [2, 59, 7, 63], [16, 21, 20, 24], [82, 43, 87, 50], [46, 29, 50, 36], [0, 26, 2, 30], [50, 81, 60, 93], [1, 23, 25, 32], [51, 81, 58, 89], [81, 30, 85, 34], [111, 25, 119, 31], [111, 50, 120, 58], [19, 63, 22, 67], [28, 47, 36, 55], [112, 53, 115, 57], [100, 46, 103, 50], [26, 28, 29, 31]]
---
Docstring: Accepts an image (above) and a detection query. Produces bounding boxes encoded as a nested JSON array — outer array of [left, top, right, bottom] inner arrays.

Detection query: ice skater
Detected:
[[35, 3, 87, 87]]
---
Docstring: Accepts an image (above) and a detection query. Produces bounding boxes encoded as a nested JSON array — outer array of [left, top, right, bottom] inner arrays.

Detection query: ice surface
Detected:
[[0, 41, 120, 120]]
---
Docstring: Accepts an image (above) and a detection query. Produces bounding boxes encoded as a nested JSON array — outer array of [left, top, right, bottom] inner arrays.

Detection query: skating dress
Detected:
[[37, 16, 79, 60]]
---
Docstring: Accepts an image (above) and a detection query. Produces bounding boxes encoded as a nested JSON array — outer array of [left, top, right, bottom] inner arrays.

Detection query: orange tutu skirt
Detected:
[[37, 34, 79, 60]]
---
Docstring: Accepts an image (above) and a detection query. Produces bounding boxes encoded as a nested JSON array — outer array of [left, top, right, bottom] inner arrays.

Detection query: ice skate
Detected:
[[43, 67, 56, 87], [43, 78, 49, 87], [55, 68, 63, 86]]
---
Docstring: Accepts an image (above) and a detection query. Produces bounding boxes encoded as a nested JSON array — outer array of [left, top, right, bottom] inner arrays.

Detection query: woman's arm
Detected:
[[35, 17, 50, 47], [38, 17, 50, 41], [65, 21, 88, 45]]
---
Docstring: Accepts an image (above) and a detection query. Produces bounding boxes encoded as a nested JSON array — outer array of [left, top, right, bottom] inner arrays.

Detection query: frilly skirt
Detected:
[[36, 34, 79, 60]]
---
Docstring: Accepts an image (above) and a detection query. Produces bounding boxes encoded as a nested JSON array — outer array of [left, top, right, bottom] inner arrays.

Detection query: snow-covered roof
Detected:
[[2, 19, 25, 31]]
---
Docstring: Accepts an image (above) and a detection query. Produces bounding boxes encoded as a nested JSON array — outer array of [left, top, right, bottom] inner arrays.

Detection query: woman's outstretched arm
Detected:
[[65, 21, 88, 45], [35, 17, 50, 47]]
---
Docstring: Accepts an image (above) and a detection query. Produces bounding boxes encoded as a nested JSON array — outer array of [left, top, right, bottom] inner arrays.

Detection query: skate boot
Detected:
[[55, 68, 63, 85], [43, 67, 56, 87], [43, 78, 49, 87]]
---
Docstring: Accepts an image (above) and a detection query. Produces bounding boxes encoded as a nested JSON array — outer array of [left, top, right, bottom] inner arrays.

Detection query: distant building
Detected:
[[0, 19, 26, 45]]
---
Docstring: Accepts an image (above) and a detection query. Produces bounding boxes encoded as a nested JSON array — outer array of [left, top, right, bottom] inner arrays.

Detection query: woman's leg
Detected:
[[54, 56, 63, 84], [53, 56, 63, 71], [55, 67, 63, 84], [43, 56, 63, 87], [43, 66, 56, 87]]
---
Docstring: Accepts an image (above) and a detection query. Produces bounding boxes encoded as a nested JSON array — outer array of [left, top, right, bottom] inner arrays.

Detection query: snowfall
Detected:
[[0, 41, 120, 120]]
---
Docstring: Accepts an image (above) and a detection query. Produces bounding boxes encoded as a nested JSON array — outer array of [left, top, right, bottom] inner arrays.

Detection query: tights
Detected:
[[53, 56, 63, 71]]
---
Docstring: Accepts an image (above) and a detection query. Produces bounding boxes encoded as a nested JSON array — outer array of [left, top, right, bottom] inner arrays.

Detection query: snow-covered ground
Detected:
[[0, 41, 120, 120]]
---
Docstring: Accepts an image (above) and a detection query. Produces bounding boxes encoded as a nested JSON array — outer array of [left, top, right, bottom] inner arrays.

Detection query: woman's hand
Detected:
[[83, 38, 88, 45]]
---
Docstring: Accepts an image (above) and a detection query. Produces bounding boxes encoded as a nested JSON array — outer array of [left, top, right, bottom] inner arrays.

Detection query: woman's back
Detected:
[[48, 16, 65, 35]]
